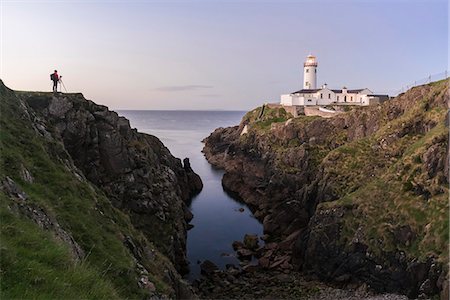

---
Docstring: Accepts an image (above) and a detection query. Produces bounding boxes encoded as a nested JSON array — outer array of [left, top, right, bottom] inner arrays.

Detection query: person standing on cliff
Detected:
[[50, 70, 59, 94]]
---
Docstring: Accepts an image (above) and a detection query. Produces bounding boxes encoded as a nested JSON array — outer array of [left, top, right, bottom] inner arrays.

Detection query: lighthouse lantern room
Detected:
[[303, 54, 318, 89]]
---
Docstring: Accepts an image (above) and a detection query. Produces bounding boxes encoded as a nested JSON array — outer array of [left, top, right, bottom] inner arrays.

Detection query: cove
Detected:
[[119, 110, 264, 280]]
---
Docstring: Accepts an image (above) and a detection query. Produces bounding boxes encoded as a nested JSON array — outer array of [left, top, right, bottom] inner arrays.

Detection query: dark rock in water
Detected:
[[232, 241, 244, 251], [236, 249, 253, 260], [200, 260, 219, 276], [238, 207, 245, 212], [243, 234, 259, 250], [183, 158, 203, 196]]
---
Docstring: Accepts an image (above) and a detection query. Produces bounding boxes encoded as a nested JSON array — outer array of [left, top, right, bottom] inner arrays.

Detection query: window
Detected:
[[315, 69, 317, 73], [308, 99, 312, 102], [305, 81, 309, 87], [337, 96, 339, 101], [351, 96, 353, 101], [344, 96, 347, 102], [320, 93, 323, 99], [328, 94, 331, 99], [306, 69, 309, 73]]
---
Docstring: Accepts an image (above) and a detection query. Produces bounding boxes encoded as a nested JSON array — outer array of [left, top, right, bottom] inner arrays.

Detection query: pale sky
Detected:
[[1, 0, 448, 110]]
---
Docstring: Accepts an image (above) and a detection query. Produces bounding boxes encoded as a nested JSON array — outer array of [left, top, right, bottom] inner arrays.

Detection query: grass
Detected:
[[316, 80, 449, 262], [0, 194, 119, 299], [242, 105, 293, 131], [0, 81, 179, 298]]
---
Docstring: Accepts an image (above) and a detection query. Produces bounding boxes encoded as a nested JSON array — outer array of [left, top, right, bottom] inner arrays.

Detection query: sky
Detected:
[[1, 0, 448, 110]]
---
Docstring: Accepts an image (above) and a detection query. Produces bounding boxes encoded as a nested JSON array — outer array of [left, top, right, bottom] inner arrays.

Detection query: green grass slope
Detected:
[[317, 80, 449, 262], [0, 81, 184, 299]]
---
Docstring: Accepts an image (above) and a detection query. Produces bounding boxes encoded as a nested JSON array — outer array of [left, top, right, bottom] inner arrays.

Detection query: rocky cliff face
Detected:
[[1, 80, 202, 298], [203, 79, 449, 298], [20, 91, 203, 273]]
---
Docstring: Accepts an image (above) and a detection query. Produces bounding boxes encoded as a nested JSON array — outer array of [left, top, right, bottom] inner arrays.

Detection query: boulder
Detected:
[[200, 260, 219, 276], [236, 249, 253, 260], [258, 257, 270, 269], [232, 241, 244, 251], [243, 234, 259, 250]]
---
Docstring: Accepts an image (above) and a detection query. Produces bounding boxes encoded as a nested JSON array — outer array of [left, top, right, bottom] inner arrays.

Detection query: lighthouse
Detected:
[[303, 54, 318, 89]]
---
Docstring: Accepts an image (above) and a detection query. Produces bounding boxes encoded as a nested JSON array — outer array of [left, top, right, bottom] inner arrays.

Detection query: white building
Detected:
[[281, 55, 388, 107]]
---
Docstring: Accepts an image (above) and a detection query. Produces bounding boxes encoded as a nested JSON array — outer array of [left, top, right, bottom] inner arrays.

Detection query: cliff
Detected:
[[203, 79, 449, 299], [0, 80, 202, 298]]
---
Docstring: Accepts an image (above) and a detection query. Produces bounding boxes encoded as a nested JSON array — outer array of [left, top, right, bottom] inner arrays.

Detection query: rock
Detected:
[[269, 255, 290, 269], [335, 274, 351, 283], [201, 81, 449, 298], [264, 242, 278, 250], [419, 279, 434, 296], [20, 165, 34, 183], [393, 225, 416, 247], [200, 260, 219, 276], [232, 241, 244, 251], [260, 234, 269, 241], [242, 264, 260, 273], [238, 207, 245, 212], [183, 158, 203, 196], [441, 275, 449, 300], [236, 249, 253, 260], [48, 96, 73, 118], [278, 229, 302, 251], [225, 264, 237, 270], [243, 234, 259, 250], [258, 257, 270, 269], [138, 276, 156, 292], [23, 91, 204, 275], [275, 273, 293, 283]]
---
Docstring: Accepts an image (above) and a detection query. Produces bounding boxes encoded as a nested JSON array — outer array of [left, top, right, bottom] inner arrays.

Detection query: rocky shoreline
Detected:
[[201, 80, 449, 299], [193, 234, 411, 300]]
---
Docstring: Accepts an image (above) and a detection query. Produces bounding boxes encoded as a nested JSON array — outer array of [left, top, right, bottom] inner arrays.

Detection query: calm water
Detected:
[[118, 110, 264, 280]]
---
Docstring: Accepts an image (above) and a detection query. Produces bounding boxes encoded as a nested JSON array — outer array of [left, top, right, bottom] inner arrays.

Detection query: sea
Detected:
[[118, 110, 264, 281]]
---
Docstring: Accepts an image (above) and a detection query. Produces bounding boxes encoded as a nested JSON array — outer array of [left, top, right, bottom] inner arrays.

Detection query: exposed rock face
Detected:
[[22, 92, 202, 273], [202, 80, 449, 298]]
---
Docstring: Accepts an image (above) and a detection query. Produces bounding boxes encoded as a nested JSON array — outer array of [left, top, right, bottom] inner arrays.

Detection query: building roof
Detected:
[[348, 89, 366, 93], [291, 88, 375, 95], [332, 88, 370, 94], [291, 89, 321, 94], [368, 94, 389, 98]]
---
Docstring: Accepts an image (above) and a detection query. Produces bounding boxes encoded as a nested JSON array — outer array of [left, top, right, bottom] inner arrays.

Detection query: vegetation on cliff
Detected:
[[0, 81, 199, 298], [203, 79, 449, 298]]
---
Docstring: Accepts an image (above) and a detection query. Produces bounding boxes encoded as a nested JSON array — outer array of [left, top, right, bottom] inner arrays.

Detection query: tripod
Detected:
[[59, 77, 68, 93]]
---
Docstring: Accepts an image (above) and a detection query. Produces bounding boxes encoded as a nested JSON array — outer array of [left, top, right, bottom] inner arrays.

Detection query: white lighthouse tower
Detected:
[[303, 54, 318, 89]]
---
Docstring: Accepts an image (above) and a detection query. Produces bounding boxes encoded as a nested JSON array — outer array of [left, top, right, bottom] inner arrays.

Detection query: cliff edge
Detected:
[[0, 80, 202, 298], [203, 79, 449, 299]]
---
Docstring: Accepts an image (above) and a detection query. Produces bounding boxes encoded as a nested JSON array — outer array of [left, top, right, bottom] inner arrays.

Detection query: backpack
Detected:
[[50, 73, 55, 81]]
